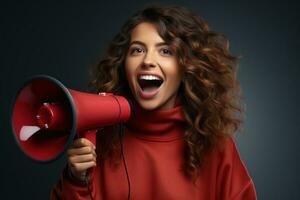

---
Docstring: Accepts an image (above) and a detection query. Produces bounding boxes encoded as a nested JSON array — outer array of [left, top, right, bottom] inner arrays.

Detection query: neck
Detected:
[[125, 101, 187, 142]]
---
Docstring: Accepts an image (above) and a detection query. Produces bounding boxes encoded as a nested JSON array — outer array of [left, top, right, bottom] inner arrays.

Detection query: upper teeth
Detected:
[[139, 75, 161, 80]]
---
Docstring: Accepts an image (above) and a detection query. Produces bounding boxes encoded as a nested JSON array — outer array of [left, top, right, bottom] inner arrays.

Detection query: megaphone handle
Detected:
[[80, 130, 97, 146]]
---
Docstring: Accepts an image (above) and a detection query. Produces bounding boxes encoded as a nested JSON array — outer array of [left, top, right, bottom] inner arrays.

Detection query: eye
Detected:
[[160, 47, 173, 56], [129, 47, 144, 55]]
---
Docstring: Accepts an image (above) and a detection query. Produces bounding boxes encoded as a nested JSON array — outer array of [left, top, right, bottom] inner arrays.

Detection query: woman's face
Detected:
[[125, 22, 183, 110]]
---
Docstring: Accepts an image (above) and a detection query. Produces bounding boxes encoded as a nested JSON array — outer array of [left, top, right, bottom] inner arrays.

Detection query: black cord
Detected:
[[118, 123, 131, 200], [84, 123, 131, 200], [85, 172, 94, 200]]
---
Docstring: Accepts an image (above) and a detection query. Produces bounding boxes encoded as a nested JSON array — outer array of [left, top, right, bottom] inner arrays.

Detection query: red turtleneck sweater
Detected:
[[51, 104, 256, 199]]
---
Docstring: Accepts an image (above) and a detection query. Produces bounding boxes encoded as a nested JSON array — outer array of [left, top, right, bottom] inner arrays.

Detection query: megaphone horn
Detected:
[[11, 75, 131, 162]]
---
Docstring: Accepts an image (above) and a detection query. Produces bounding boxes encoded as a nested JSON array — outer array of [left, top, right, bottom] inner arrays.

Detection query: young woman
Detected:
[[51, 4, 257, 200]]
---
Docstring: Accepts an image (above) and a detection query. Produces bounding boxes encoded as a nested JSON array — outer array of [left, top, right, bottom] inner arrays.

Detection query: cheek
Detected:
[[165, 62, 182, 84], [124, 60, 136, 89], [124, 58, 132, 77], [125, 56, 142, 78], [170, 74, 182, 90]]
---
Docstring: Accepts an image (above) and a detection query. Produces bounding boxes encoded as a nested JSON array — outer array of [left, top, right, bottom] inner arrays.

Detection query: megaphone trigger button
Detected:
[[98, 92, 113, 96]]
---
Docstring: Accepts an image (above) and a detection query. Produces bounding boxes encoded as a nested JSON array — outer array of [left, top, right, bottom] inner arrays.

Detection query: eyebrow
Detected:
[[129, 40, 169, 47]]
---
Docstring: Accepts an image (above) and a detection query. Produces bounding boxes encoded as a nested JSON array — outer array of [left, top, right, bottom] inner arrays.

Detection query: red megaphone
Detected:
[[11, 75, 131, 162]]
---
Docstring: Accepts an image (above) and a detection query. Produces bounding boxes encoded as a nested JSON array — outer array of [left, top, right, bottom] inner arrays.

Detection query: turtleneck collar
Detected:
[[125, 100, 187, 142]]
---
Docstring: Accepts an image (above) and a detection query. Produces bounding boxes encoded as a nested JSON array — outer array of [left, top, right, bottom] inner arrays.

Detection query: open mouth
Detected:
[[137, 74, 164, 92]]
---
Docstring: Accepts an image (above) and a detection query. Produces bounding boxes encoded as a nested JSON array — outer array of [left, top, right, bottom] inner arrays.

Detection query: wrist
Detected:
[[68, 164, 86, 182]]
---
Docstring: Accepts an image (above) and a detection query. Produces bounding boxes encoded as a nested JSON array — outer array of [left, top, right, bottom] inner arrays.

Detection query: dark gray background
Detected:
[[1, 1, 299, 199]]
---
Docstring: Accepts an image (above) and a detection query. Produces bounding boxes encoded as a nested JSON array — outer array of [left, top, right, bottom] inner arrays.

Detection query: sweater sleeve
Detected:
[[50, 166, 97, 200], [217, 138, 257, 200]]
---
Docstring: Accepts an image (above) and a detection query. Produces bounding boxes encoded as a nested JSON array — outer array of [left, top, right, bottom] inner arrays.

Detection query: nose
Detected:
[[142, 50, 157, 68]]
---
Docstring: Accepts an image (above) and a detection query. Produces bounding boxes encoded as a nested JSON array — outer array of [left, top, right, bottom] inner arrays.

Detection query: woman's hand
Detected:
[[67, 138, 97, 181]]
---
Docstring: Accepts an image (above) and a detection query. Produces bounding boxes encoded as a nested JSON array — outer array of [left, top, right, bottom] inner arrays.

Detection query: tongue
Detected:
[[143, 86, 158, 92]]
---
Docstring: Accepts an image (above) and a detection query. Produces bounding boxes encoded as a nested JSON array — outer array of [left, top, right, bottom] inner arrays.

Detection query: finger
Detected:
[[69, 154, 96, 164], [71, 161, 96, 172], [67, 146, 96, 156], [71, 138, 96, 149]]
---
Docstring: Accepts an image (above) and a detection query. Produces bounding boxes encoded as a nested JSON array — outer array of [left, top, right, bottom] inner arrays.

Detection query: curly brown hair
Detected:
[[89, 4, 243, 180]]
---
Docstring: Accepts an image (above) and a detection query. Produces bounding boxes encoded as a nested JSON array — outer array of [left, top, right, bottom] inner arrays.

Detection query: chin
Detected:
[[136, 99, 160, 111], [136, 96, 175, 111]]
